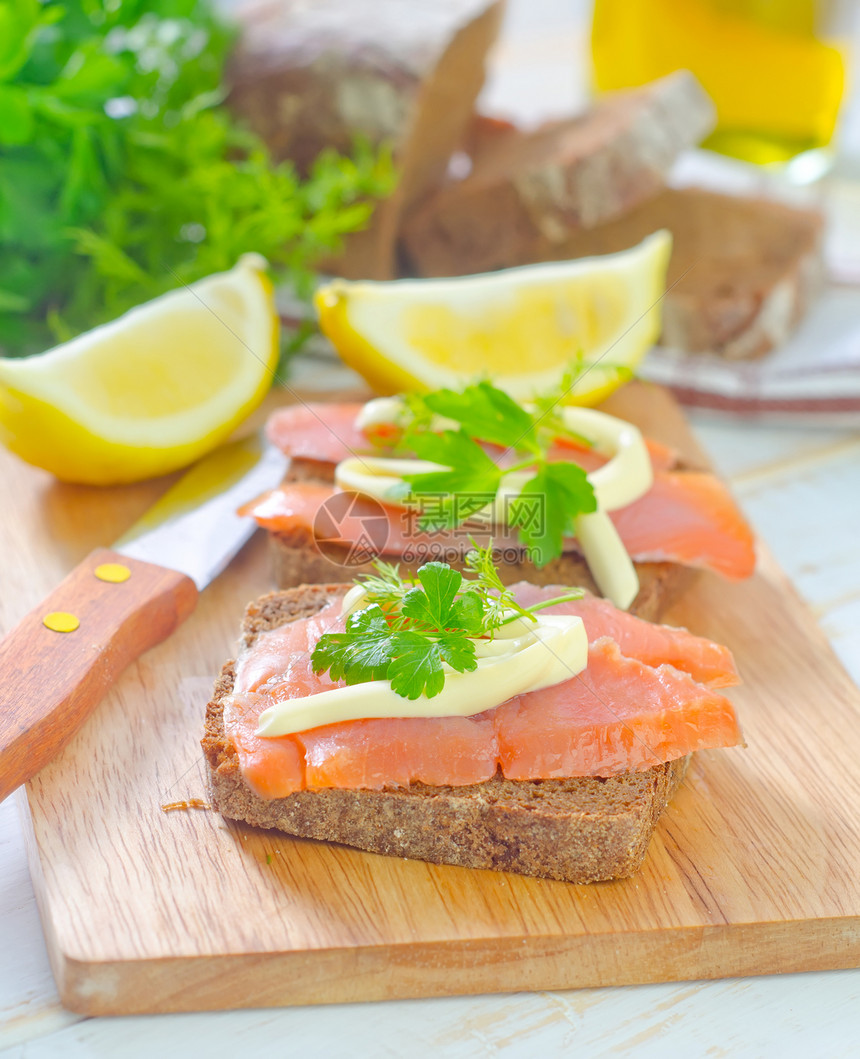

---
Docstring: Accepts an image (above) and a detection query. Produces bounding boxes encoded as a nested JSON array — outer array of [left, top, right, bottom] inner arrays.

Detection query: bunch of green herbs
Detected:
[[0, 0, 395, 356]]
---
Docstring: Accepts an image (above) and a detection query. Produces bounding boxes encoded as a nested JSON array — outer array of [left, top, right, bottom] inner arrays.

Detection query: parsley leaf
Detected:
[[421, 381, 538, 451], [312, 564, 485, 700], [400, 562, 487, 636], [400, 427, 499, 479], [387, 630, 477, 700], [310, 605, 394, 685], [392, 380, 600, 564], [509, 462, 597, 565], [401, 562, 460, 626], [417, 560, 461, 614], [446, 588, 486, 636], [396, 429, 503, 531]]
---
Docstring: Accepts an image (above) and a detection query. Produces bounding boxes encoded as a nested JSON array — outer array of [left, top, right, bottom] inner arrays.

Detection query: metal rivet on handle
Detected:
[[43, 611, 80, 633], [95, 563, 131, 583]]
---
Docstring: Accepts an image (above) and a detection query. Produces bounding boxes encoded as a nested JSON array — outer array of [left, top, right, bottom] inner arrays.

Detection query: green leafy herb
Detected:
[[421, 379, 538, 450], [312, 563, 481, 700], [509, 462, 597, 562], [311, 605, 400, 685], [390, 381, 598, 565], [310, 546, 584, 699], [390, 427, 503, 531], [0, 0, 396, 356]]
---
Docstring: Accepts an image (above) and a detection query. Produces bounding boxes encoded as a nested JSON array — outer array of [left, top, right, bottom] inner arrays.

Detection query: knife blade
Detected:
[[0, 433, 287, 802]]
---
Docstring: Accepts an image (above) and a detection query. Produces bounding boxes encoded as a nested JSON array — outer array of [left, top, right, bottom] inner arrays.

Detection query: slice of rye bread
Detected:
[[227, 0, 504, 279], [202, 584, 690, 884], [405, 181, 824, 360], [541, 187, 824, 360], [263, 458, 698, 623], [399, 71, 715, 277]]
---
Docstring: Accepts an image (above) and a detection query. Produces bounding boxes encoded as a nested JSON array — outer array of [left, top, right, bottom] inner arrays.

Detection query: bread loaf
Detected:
[[227, 0, 505, 279], [401, 71, 716, 277]]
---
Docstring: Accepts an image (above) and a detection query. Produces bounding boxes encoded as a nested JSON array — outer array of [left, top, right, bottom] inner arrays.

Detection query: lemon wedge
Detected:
[[0, 254, 278, 484], [315, 231, 671, 404]]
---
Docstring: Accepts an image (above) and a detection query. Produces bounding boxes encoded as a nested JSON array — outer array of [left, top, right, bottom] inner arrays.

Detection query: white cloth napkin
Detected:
[[640, 287, 860, 426]]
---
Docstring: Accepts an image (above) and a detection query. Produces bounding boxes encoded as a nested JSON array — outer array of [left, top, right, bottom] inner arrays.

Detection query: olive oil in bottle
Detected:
[[591, 0, 847, 165]]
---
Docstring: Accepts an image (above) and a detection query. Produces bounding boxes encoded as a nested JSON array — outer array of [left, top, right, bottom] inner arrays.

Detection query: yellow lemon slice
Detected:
[[0, 254, 278, 484], [315, 231, 671, 405]]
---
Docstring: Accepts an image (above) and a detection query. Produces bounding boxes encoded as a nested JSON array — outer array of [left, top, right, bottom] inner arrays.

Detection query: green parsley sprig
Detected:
[[310, 545, 583, 700], [386, 380, 598, 566]]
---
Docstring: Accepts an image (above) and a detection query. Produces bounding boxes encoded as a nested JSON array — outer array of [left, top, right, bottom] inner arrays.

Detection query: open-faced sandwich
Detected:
[[202, 546, 743, 884], [240, 381, 756, 621]]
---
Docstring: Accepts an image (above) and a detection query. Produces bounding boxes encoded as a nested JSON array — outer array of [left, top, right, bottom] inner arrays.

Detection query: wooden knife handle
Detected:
[[0, 548, 198, 802]]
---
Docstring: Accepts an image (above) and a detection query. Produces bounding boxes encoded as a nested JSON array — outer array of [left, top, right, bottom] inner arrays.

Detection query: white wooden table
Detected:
[[2, 405, 859, 1058], [5, 3, 860, 1053]]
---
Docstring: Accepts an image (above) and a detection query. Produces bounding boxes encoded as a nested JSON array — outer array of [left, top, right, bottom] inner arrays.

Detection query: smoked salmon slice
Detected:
[[267, 401, 678, 473], [238, 482, 518, 556], [224, 589, 742, 798], [240, 473, 755, 581], [511, 583, 739, 688], [266, 402, 371, 463], [610, 471, 756, 580], [298, 714, 499, 790], [234, 601, 344, 695], [226, 599, 499, 794], [223, 693, 305, 799], [495, 638, 742, 780]]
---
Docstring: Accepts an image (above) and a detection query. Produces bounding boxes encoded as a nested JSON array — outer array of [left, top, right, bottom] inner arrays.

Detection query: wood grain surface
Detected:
[[9, 382, 860, 1015]]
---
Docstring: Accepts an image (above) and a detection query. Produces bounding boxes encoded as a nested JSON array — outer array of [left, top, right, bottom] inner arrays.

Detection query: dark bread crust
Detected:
[[265, 458, 698, 622], [202, 584, 689, 884]]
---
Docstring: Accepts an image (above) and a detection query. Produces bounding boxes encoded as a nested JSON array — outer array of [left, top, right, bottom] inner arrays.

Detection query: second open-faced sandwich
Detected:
[[240, 381, 756, 620]]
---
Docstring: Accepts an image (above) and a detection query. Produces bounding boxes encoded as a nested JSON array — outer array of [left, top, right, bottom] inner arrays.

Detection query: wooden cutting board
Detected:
[[9, 381, 860, 1015]]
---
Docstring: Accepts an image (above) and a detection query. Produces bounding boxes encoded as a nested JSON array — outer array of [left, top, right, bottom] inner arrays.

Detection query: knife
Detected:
[[0, 432, 287, 802]]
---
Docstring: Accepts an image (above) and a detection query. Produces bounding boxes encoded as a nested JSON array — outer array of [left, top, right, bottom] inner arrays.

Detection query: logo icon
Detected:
[[312, 491, 390, 567]]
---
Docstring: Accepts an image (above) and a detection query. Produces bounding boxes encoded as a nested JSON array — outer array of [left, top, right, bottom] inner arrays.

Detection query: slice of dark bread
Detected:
[[267, 528, 693, 623], [202, 584, 689, 884], [541, 187, 824, 360], [404, 181, 823, 360], [399, 71, 715, 277], [227, 0, 505, 280], [263, 458, 698, 622]]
